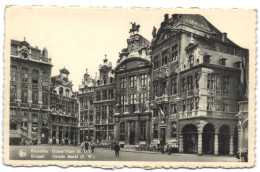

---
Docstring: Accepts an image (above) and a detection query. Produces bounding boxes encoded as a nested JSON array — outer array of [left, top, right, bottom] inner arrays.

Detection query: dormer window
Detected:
[[188, 55, 194, 68], [219, 58, 227, 65], [203, 54, 211, 63], [234, 61, 241, 68], [21, 51, 29, 59]]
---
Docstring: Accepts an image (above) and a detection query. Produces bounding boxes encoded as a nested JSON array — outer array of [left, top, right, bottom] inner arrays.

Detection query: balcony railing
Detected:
[[179, 110, 236, 119]]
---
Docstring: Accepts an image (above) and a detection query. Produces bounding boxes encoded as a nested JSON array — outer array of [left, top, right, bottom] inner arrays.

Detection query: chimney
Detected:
[[222, 32, 227, 42]]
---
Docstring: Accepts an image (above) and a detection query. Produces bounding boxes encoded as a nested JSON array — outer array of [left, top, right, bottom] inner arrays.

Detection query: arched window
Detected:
[[59, 87, 63, 95], [120, 122, 125, 141], [65, 89, 70, 97]]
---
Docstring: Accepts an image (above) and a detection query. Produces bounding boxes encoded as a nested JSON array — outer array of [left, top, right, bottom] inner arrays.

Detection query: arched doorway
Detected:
[[219, 125, 230, 155], [202, 123, 215, 154], [182, 124, 198, 154], [41, 127, 49, 144]]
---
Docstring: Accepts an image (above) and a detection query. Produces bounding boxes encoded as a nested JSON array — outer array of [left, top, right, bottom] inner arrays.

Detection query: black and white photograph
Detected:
[[3, 6, 256, 168]]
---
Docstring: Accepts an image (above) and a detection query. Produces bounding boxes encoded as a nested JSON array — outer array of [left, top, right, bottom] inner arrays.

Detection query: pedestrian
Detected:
[[85, 141, 89, 152], [114, 141, 120, 157], [81, 141, 85, 153], [91, 142, 95, 153]]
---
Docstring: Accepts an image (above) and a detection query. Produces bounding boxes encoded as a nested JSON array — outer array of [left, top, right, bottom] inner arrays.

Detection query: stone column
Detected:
[[179, 134, 184, 153], [135, 120, 139, 145], [214, 132, 219, 155], [229, 134, 234, 155], [198, 131, 203, 155]]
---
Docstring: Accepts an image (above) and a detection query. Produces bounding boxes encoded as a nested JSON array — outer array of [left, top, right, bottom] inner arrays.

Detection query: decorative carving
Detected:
[[152, 26, 157, 38]]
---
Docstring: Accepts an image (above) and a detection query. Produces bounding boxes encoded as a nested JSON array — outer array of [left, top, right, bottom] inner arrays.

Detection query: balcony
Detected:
[[179, 110, 236, 119], [155, 94, 169, 104]]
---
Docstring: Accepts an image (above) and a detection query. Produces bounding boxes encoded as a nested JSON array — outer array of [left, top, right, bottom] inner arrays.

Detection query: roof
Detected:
[[60, 68, 70, 74]]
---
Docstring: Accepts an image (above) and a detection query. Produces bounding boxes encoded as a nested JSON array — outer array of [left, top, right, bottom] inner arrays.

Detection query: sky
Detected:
[[6, 7, 255, 91]]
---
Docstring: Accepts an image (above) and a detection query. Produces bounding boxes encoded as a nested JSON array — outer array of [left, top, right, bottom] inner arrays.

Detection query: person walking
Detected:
[[85, 141, 89, 152], [114, 142, 120, 157], [91, 142, 95, 153]]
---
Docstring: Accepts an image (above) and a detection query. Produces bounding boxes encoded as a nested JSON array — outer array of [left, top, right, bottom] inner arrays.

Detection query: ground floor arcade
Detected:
[[179, 119, 238, 155]]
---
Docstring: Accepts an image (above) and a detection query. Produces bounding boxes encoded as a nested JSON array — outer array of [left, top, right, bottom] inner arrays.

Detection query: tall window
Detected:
[[21, 68, 28, 103], [109, 89, 114, 99], [108, 105, 113, 119], [207, 96, 214, 111], [130, 94, 136, 113], [102, 106, 107, 121], [195, 73, 199, 89], [140, 121, 146, 141], [42, 86, 48, 106], [32, 70, 39, 105], [187, 76, 193, 91], [65, 89, 69, 97], [162, 49, 168, 66], [140, 92, 147, 112], [171, 122, 177, 138], [154, 55, 159, 69], [96, 106, 101, 123], [59, 87, 63, 95], [195, 97, 199, 110], [153, 124, 158, 139], [130, 76, 136, 89], [182, 100, 186, 112], [120, 122, 125, 141], [140, 74, 147, 86], [171, 77, 177, 95], [207, 73, 216, 90], [171, 104, 177, 114], [171, 44, 178, 61], [162, 81, 167, 95], [188, 55, 194, 68], [120, 95, 126, 113], [223, 76, 230, 93], [154, 83, 158, 97], [222, 98, 229, 112], [102, 90, 107, 100], [182, 78, 186, 92], [96, 91, 101, 101], [153, 109, 158, 117], [187, 98, 194, 111], [10, 67, 17, 103], [120, 77, 126, 89]]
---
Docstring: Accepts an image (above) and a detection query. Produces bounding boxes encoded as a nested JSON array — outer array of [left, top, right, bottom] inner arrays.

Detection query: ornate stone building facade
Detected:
[[113, 31, 153, 147], [78, 69, 95, 143], [150, 14, 248, 155], [49, 68, 78, 145], [10, 39, 52, 145], [93, 57, 116, 144]]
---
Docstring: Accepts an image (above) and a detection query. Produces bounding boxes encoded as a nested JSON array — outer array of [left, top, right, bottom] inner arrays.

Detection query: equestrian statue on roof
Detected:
[[129, 22, 140, 35]]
